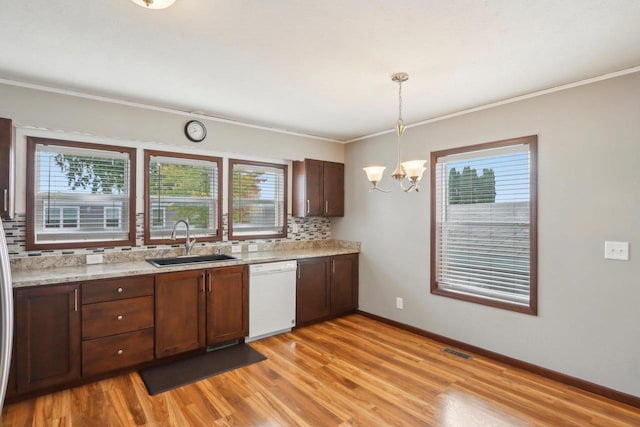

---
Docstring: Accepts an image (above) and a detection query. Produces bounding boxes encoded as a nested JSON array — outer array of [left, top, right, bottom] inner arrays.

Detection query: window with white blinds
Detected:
[[431, 135, 538, 314], [27, 137, 136, 249], [145, 151, 222, 243], [229, 160, 287, 240]]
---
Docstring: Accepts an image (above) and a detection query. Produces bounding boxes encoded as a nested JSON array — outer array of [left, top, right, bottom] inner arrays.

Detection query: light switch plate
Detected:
[[231, 245, 242, 254], [604, 241, 629, 261], [248, 244, 258, 252]]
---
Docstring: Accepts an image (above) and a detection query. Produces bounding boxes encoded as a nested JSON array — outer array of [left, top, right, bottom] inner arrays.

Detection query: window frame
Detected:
[[143, 149, 223, 245], [26, 137, 137, 250], [228, 159, 288, 241], [430, 135, 538, 315]]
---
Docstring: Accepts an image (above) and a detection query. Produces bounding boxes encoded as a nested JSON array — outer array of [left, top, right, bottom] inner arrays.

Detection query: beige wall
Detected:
[[334, 71, 640, 397], [0, 83, 344, 215]]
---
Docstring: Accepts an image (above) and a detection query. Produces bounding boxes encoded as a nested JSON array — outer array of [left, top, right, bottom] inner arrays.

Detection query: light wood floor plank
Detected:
[[3, 314, 640, 426]]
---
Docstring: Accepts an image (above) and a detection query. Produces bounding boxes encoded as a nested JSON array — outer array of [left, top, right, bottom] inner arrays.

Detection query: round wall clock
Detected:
[[184, 120, 207, 142]]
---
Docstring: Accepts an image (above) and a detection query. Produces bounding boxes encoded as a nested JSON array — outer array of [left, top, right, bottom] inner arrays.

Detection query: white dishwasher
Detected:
[[247, 260, 297, 342]]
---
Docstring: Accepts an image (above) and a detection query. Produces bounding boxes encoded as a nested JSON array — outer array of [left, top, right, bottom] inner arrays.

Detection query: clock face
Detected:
[[185, 120, 206, 142]]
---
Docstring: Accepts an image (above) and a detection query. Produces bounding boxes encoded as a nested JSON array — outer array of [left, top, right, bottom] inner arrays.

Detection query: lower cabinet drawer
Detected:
[[82, 296, 154, 340], [82, 328, 154, 377]]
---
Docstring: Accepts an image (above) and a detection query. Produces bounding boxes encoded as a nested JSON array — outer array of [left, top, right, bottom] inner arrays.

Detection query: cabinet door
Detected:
[[15, 283, 81, 393], [0, 117, 11, 218], [293, 159, 324, 217], [296, 257, 331, 326], [323, 161, 344, 217], [155, 270, 206, 358], [206, 266, 248, 345], [330, 254, 359, 316]]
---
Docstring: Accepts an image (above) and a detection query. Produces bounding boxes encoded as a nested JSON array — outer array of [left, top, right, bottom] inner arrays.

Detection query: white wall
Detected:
[[0, 83, 344, 215], [333, 71, 640, 397]]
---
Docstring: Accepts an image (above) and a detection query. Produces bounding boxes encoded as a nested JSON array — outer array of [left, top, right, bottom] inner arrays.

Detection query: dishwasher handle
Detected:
[[249, 261, 297, 276]]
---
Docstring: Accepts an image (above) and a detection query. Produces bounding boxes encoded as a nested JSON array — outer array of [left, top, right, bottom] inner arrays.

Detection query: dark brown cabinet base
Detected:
[[14, 283, 81, 394], [206, 266, 248, 346], [296, 254, 358, 327], [155, 270, 206, 358]]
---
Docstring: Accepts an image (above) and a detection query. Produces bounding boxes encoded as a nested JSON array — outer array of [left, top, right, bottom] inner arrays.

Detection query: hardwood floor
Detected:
[[3, 314, 640, 426]]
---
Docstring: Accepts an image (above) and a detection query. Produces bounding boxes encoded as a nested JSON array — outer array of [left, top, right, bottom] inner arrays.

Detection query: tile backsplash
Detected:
[[3, 213, 333, 263]]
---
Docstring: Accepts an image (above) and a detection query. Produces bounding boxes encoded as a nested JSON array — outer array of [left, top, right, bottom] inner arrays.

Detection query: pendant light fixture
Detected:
[[130, 0, 176, 9], [363, 73, 426, 193]]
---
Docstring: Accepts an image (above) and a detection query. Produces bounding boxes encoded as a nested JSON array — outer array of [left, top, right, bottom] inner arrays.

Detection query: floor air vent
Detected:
[[443, 347, 473, 360]]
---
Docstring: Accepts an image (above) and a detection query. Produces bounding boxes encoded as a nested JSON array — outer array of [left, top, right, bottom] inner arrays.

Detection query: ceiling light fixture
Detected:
[[130, 0, 176, 9], [363, 73, 426, 193]]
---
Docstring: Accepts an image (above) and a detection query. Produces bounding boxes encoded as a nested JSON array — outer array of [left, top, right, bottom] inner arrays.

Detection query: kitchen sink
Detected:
[[146, 254, 239, 267]]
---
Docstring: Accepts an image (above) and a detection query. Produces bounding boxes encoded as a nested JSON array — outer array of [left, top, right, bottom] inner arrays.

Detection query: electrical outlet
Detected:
[[604, 241, 629, 261], [86, 254, 103, 265], [231, 245, 242, 254], [248, 244, 258, 252], [396, 297, 404, 310]]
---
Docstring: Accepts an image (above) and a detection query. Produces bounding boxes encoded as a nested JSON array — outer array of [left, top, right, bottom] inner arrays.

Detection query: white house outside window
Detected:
[[430, 135, 538, 315], [144, 151, 222, 244], [26, 137, 136, 250], [228, 160, 287, 240]]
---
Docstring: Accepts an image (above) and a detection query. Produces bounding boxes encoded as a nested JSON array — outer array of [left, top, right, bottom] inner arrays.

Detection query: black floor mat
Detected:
[[139, 344, 266, 395]]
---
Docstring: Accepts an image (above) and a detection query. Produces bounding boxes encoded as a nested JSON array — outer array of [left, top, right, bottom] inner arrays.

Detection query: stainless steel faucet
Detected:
[[170, 219, 196, 256]]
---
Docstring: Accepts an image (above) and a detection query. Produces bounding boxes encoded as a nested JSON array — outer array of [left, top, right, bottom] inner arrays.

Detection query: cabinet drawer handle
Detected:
[[2, 189, 7, 212], [332, 259, 335, 274], [74, 289, 78, 312], [116, 287, 124, 293], [325, 200, 329, 213], [306, 200, 310, 214], [116, 315, 123, 321], [117, 349, 124, 356]]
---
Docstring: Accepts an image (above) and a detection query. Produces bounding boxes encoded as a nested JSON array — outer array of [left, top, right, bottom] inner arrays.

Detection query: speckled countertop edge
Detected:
[[11, 247, 360, 288]]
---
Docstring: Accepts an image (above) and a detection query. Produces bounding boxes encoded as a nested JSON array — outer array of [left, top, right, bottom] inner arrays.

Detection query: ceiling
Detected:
[[1, 1, 639, 142]]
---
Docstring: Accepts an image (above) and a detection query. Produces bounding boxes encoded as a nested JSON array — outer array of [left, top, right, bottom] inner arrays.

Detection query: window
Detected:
[[43, 205, 80, 229], [104, 206, 122, 229], [228, 160, 287, 240], [430, 135, 538, 314], [26, 137, 136, 250], [144, 150, 222, 244]]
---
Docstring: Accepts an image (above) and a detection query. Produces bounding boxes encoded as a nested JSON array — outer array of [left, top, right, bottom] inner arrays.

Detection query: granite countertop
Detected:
[[11, 246, 360, 288]]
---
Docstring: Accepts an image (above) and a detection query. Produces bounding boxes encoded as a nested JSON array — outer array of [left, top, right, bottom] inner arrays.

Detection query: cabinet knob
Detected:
[[116, 315, 123, 321], [116, 287, 124, 293], [117, 349, 124, 355]]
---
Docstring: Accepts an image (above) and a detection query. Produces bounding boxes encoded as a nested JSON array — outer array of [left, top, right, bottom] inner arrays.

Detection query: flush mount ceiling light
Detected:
[[130, 0, 176, 9], [363, 73, 426, 193]]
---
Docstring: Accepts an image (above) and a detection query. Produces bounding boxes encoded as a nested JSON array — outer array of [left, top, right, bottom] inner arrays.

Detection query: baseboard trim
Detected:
[[357, 310, 640, 409]]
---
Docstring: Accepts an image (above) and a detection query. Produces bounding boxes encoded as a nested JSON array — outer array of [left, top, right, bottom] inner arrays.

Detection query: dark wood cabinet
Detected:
[[155, 266, 248, 354], [296, 254, 358, 327], [296, 257, 331, 326], [323, 161, 344, 217], [81, 276, 155, 377], [206, 265, 248, 345], [14, 283, 81, 394], [330, 254, 359, 316], [155, 270, 206, 358], [0, 117, 12, 218], [293, 159, 344, 217]]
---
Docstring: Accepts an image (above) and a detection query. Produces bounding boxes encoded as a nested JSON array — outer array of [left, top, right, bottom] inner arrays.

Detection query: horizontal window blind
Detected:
[[32, 141, 132, 245], [147, 153, 221, 241], [230, 161, 286, 239], [434, 141, 534, 307]]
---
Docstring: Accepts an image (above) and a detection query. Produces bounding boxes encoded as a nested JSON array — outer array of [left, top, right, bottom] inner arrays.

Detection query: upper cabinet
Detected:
[[292, 159, 344, 217], [0, 117, 12, 218]]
